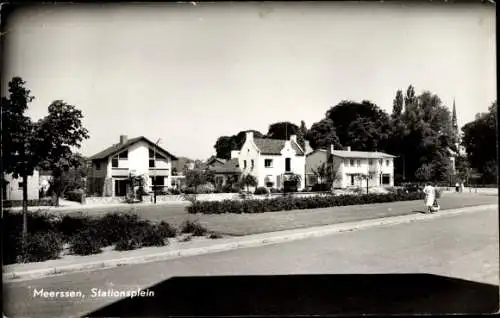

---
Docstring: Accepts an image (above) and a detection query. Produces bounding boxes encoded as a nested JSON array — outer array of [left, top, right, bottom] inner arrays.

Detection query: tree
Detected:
[[415, 164, 433, 182], [404, 85, 417, 112], [461, 101, 497, 184], [214, 136, 238, 160], [347, 116, 388, 151], [392, 89, 404, 118], [1, 77, 37, 240], [239, 174, 258, 192], [214, 130, 264, 160], [46, 153, 88, 198], [35, 101, 90, 206], [311, 162, 340, 189], [266, 122, 299, 140], [185, 169, 208, 192], [305, 118, 342, 150], [297, 120, 308, 151], [324, 100, 391, 151], [387, 86, 456, 183]]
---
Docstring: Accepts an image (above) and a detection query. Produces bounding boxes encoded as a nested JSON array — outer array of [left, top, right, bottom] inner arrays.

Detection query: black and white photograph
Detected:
[[1, 1, 498, 317]]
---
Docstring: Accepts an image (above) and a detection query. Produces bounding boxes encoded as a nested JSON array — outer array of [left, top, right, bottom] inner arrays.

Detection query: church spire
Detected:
[[452, 98, 458, 130]]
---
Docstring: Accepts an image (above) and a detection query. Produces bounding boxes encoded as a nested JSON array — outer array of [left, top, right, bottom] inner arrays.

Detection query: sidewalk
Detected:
[[3, 203, 496, 282]]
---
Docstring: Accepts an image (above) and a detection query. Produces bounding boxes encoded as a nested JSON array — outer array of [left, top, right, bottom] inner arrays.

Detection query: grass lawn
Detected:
[[45, 192, 497, 236]]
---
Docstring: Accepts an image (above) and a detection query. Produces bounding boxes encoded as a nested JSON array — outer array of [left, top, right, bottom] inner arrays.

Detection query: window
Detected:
[[149, 159, 155, 168], [369, 159, 373, 166], [386, 160, 390, 166], [356, 160, 361, 167], [379, 159, 383, 165], [244, 160, 247, 169], [285, 158, 291, 172], [118, 150, 128, 159], [265, 159, 273, 168], [350, 159, 354, 167], [344, 159, 349, 166], [95, 162, 101, 170], [251, 160, 254, 169], [112, 157, 119, 168], [18, 182, 23, 190], [149, 149, 155, 158]]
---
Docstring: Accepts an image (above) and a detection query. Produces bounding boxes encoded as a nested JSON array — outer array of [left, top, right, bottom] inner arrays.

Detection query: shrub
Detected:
[[115, 237, 142, 251], [180, 220, 208, 236], [311, 183, 330, 192], [70, 228, 103, 255], [169, 188, 181, 195], [95, 212, 141, 246], [65, 189, 85, 203], [58, 214, 95, 240], [156, 221, 178, 238], [21, 231, 64, 263], [254, 187, 269, 195], [208, 232, 223, 239], [186, 191, 425, 214]]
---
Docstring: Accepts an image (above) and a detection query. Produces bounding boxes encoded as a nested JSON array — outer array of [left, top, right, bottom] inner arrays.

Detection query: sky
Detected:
[[2, 2, 496, 161]]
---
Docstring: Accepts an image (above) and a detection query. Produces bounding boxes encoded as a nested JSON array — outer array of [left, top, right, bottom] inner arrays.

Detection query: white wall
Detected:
[[239, 135, 306, 190], [4, 170, 40, 201]]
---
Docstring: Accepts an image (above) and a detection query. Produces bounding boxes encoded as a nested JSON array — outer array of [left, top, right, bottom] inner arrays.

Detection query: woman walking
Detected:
[[423, 182, 435, 213]]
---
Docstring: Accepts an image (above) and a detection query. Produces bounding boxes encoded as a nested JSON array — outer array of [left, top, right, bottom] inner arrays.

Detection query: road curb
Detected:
[[3, 204, 497, 282]]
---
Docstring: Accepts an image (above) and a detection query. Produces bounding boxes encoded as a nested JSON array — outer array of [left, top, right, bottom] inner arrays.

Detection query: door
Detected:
[[114, 179, 128, 196], [285, 158, 291, 172], [382, 174, 390, 185]]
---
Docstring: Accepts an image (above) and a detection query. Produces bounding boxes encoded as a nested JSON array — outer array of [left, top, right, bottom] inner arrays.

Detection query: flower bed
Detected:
[[2, 210, 214, 265], [187, 192, 425, 214]]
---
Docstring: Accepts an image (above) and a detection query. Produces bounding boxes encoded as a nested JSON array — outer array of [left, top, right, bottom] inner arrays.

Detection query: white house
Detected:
[[87, 135, 178, 197], [231, 131, 306, 190], [306, 145, 396, 189], [3, 170, 40, 201]]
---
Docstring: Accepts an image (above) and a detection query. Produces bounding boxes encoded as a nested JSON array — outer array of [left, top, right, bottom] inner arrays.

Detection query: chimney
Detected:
[[347, 146, 351, 151], [246, 131, 254, 141], [119, 135, 128, 145], [231, 150, 240, 159], [290, 134, 297, 142]]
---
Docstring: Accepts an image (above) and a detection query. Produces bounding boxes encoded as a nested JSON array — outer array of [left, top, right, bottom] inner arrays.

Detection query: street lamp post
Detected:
[[153, 138, 161, 204]]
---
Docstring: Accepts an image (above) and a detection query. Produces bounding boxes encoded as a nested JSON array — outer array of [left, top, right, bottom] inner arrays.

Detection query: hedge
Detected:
[[2, 210, 203, 264], [187, 192, 425, 214], [65, 189, 85, 203]]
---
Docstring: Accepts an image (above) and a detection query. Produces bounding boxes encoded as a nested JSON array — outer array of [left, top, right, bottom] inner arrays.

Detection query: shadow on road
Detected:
[[86, 274, 499, 317]]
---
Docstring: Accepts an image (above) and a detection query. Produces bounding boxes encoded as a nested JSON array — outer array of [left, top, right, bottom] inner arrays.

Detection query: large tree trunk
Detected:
[[22, 174, 28, 236]]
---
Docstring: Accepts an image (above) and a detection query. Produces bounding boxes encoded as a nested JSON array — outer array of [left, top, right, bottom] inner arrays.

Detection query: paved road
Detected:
[[3, 207, 498, 317]]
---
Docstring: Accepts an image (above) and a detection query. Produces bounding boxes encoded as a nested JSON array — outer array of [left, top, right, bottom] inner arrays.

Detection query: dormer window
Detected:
[[118, 150, 128, 159]]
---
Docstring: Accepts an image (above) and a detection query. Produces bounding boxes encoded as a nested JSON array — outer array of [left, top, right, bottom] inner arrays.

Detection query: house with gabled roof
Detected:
[[208, 158, 242, 189], [87, 135, 177, 197], [230, 131, 306, 190], [306, 144, 396, 189]]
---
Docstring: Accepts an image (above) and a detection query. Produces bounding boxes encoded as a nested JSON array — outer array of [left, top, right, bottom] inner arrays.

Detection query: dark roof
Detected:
[[89, 136, 177, 161], [253, 138, 304, 155], [210, 159, 242, 174], [206, 156, 226, 166]]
